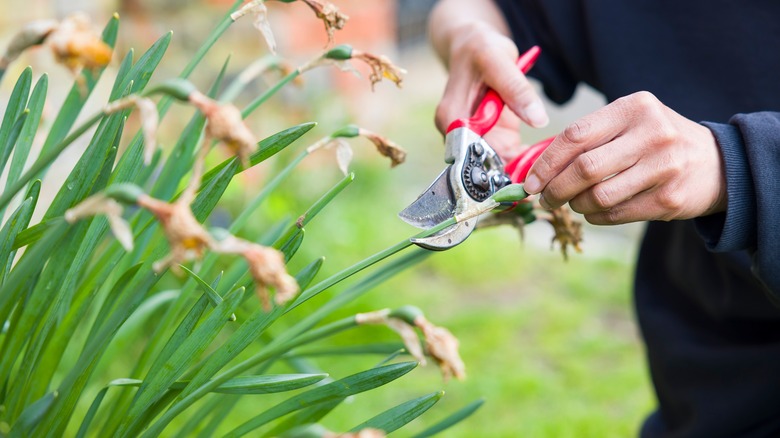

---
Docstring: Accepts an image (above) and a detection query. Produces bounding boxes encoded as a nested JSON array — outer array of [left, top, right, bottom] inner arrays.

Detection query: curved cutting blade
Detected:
[[398, 167, 455, 229], [410, 219, 478, 251]]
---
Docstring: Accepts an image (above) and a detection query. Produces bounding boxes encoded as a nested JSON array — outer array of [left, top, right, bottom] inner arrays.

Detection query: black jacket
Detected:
[[493, 0, 780, 436]]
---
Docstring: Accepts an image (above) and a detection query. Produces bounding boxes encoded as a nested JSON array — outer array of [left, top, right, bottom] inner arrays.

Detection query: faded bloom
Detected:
[[544, 205, 583, 261], [414, 315, 466, 381], [65, 193, 134, 252], [213, 234, 299, 310], [188, 91, 257, 168], [307, 126, 406, 174], [243, 243, 300, 310], [136, 194, 214, 274], [356, 309, 426, 365], [300, 46, 406, 91], [299, 0, 349, 46], [351, 50, 406, 90], [357, 308, 465, 380], [46, 13, 113, 74], [104, 95, 159, 165], [357, 128, 406, 167]]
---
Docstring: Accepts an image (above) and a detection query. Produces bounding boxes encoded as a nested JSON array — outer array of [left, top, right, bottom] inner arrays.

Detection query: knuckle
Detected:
[[656, 185, 685, 213], [591, 185, 614, 210], [573, 153, 601, 181], [631, 90, 659, 109]]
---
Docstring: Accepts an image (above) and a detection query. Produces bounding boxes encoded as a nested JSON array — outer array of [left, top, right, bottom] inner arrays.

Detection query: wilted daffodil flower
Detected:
[[301, 45, 406, 90], [135, 192, 214, 274], [0, 13, 112, 78], [212, 233, 300, 311], [188, 90, 258, 168], [307, 125, 406, 175], [356, 306, 466, 381]]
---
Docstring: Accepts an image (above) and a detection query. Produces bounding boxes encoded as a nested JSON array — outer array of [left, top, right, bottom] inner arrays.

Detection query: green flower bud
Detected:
[[103, 183, 145, 204], [491, 184, 528, 203], [324, 44, 353, 60], [389, 305, 424, 325], [329, 124, 360, 139]]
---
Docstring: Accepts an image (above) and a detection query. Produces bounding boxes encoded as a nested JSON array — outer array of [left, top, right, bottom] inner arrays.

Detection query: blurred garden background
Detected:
[[0, 0, 654, 435]]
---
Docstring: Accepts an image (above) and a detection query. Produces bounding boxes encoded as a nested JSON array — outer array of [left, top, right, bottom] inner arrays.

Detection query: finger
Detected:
[[539, 135, 642, 209], [435, 71, 481, 134], [524, 99, 636, 194], [568, 162, 653, 215], [584, 188, 667, 225], [477, 50, 548, 128], [483, 110, 522, 161]]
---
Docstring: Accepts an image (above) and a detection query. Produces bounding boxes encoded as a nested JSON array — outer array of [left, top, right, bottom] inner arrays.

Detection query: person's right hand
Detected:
[[433, 21, 549, 161]]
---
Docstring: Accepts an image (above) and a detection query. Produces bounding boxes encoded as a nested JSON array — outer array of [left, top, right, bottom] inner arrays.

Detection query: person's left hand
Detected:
[[523, 91, 728, 225]]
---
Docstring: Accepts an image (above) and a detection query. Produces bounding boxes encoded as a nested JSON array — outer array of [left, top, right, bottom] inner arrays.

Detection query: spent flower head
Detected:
[[357, 307, 465, 380], [188, 90, 258, 168], [45, 13, 113, 74], [299, 0, 349, 46], [136, 194, 214, 274], [307, 125, 406, 175], [301, 45, 406, 90], [213, 234, 300, 310]]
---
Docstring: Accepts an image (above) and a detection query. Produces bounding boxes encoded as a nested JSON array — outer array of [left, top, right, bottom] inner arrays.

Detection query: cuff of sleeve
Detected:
[[694, 122, 757, 252]]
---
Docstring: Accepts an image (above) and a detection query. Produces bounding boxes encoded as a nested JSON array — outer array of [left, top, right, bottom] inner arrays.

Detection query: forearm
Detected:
[[428, 0, 511, 67]]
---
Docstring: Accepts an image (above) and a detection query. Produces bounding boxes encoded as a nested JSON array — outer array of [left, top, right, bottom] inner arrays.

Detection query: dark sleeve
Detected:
[[695, 112, 780, 295], [491, 0, 581, 104]]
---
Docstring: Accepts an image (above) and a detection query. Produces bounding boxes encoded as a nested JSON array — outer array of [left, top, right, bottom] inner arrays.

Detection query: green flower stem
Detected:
[[241, 69, 301, 119], [220, 55, 282, 104]]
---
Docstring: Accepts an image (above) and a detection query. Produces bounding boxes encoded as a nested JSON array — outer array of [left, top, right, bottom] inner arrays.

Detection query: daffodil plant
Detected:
[[0, 2, 486, 437]]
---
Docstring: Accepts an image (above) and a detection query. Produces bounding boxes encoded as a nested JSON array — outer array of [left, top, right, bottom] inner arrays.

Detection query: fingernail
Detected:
[[524, 173, 541, 194], [523, 100, 549, 128], [538, 194, 551, 210]]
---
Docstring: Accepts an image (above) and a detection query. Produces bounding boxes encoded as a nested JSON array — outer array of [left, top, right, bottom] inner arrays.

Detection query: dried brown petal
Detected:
[[415, 316, 466, 381], [243, 244, 299, 310], [352, 50, 406, 90], [358, 129, 406, 167], [65, 194, 134, 251], [189, 91, 257, 168], [301, 0, 349, 46], [45, 13, 112, 74], [355, 310, 426, 365], [137, 195, 214, 274], [544, 205, 583, 261], [231, 0, 276, 54]]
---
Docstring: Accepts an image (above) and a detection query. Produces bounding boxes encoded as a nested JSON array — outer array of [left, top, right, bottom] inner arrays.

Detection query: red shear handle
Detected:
[[446, 45, 541, 136], [505, 137, 554, 183]]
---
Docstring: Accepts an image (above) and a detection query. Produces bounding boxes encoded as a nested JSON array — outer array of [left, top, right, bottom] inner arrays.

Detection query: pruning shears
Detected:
[[399, 46, 554, 250]]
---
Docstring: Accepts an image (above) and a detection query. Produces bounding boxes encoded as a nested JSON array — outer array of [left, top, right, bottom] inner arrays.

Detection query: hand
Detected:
[[523, 91, 727, 224], [433, 21, 549, 161]]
